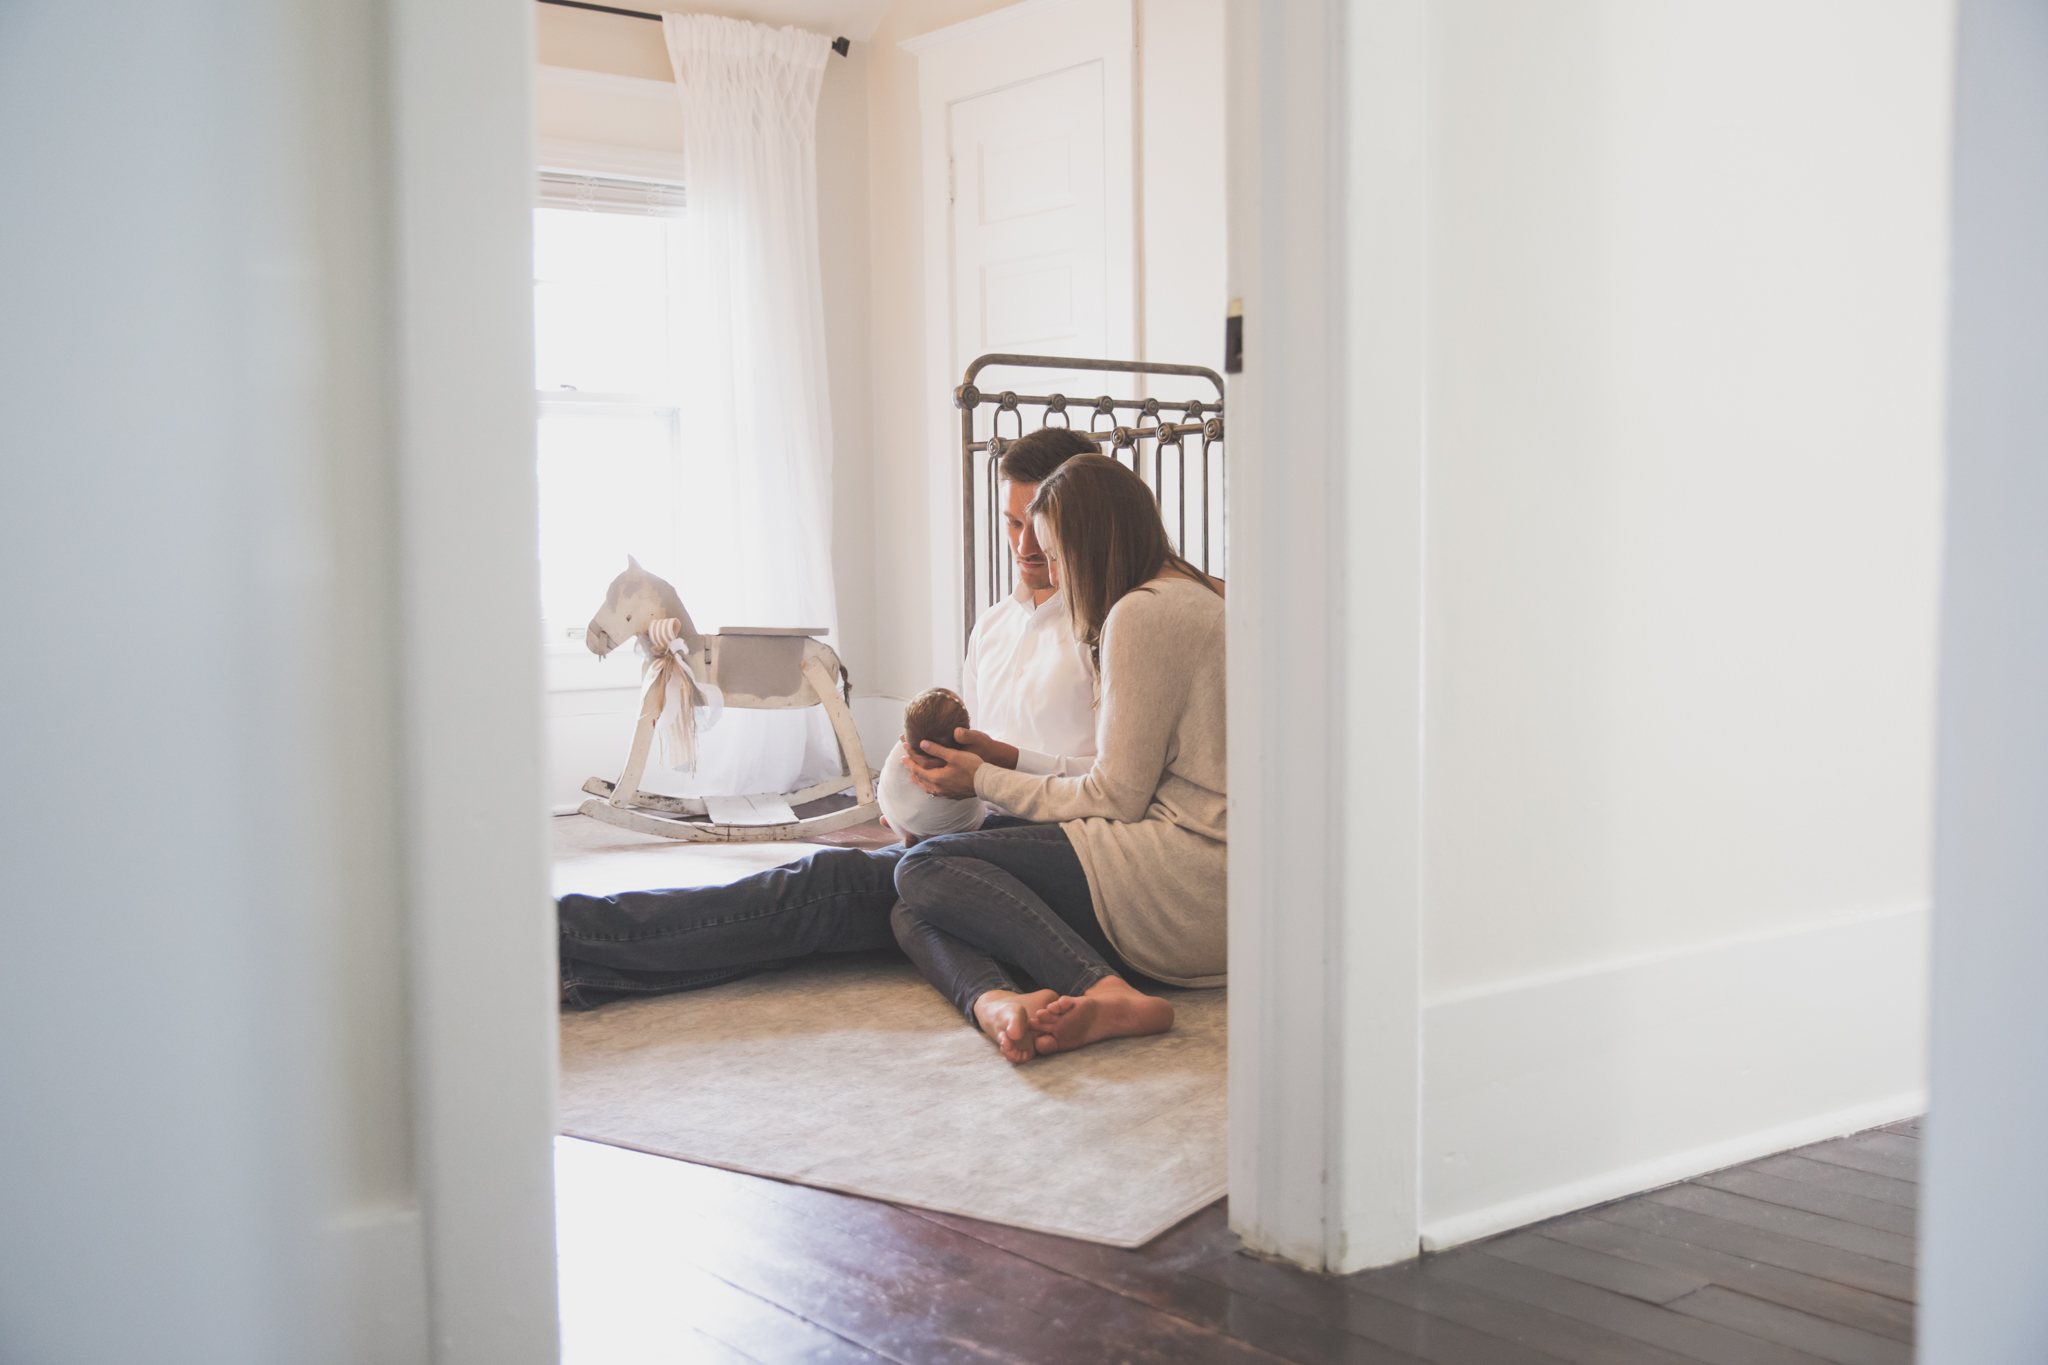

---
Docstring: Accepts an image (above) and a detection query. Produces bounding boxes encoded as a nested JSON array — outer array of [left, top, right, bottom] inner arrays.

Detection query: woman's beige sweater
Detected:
[[974, 576, 1226, 987]]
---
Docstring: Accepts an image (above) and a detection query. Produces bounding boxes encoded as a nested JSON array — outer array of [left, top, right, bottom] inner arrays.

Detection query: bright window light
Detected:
[[532, 203, 687, 647]]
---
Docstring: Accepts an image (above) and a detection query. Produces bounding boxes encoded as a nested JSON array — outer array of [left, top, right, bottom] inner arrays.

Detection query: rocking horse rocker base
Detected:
[[581, 650, 884, 843], [579, 642, 881, 844], [577, 562, 881, 844]]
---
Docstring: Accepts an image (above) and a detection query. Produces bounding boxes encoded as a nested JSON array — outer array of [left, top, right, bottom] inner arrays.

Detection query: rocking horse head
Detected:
[[585, 556, 701, 658]]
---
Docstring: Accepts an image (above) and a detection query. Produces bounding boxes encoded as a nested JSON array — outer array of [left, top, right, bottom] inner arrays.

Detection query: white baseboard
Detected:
[[546, 692, 641, 814], [333, 1204, 429, 1364], [1418, 1088, 1925, 1251], [1418, 904, 1929, 1251]]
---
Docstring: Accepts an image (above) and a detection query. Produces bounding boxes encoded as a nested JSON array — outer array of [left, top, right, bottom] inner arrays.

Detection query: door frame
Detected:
[[904, 0, 1138, 680], [1222, 0, 1429, 1272], [387, 0, 562, 1356]]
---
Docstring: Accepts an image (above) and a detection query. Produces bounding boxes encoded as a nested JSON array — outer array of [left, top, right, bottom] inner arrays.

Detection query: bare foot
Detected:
[[1029, 978, 1174, 1054], [973, 988, 1060, 1064]]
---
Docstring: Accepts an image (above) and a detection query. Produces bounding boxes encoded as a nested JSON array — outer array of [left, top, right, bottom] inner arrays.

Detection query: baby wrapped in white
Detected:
[[875, 687, 988, 845]]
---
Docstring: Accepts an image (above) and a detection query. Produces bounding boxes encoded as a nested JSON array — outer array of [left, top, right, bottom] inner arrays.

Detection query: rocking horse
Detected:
[[576, 558, 880, 842]]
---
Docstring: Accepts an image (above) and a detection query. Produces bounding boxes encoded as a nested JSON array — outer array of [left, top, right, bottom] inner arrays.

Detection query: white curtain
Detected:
[[645, 14, 842, 800]]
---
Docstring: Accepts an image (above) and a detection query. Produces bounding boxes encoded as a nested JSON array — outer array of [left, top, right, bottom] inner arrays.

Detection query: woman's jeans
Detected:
[[892, 821, 1138, 1021]]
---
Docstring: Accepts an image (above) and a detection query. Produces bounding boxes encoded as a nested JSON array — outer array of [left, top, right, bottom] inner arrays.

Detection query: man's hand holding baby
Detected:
[[939, 727, 1019, 771], [902, 734, 983, 798]]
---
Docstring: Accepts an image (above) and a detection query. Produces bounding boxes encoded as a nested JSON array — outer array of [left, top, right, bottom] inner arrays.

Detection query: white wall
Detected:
[[1415, 0, 1951, 1244], [1228, 0, 1952, 1274], [0, 0, 558, 1358], [1920, 1, 2048, 1357]]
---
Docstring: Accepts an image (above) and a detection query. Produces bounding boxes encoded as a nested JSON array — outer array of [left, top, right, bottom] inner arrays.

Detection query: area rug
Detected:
[[557, 953, 1227, 1248]]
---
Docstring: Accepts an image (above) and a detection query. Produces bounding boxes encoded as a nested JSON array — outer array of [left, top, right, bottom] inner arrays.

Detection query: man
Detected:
[[558, 427, 1102, 1006]]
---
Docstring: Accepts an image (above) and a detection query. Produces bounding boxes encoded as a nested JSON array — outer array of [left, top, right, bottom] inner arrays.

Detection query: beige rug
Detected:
[[558, 952, 1227, 1247]]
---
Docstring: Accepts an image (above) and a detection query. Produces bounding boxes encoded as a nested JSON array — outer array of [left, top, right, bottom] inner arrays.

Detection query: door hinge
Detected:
[[947, 155, 956, 204]]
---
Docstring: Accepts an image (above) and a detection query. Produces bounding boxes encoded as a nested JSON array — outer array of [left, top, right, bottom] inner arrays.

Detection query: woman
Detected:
[[894, 454, 1226, 1063]]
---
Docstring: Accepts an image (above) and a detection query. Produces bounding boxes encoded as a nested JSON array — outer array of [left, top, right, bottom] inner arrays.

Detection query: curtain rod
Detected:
[[536, 0, 850, 56]]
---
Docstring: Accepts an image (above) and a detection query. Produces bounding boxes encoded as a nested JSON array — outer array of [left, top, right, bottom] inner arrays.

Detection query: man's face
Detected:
[[1004, 480, 1052, 591]]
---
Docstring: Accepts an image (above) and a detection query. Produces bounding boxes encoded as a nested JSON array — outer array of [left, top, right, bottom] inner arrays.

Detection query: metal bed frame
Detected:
[[955, 353, 1227, 643]]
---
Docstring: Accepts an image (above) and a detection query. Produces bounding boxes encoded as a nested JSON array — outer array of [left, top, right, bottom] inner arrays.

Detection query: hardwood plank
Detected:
[[908, 1200, 1242, 1292], [1537, 1216, 1914, 1343], [1694, 1168, 1916, 1236], [1481, 1232, 1708, 1305], [1665, 1286, 1910, 1365], [640, 1159, 1293, 1365], [911, 1206, 1434, 1365], [1796, 1135, 1920, 1185], [1648, 1186, 1917, 1268], [1877, 1118, 1921, 1139], [1429, 1250, 1835, 1365], [1591, 1199, 1917, 1304], [678, 1327, 761, 1364], [1748, 1155, 1918, 1211], [665, 1260, 893, 1364], [564, 1123, 1936, 1365], [1191, 1249, 1568, 1365], [557, 1149, 892, 1365], [1347, 1262, 1707, 1365]]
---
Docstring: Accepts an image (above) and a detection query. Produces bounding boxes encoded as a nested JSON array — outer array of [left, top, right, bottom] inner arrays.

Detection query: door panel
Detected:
[[950, 62, 1116, 400]]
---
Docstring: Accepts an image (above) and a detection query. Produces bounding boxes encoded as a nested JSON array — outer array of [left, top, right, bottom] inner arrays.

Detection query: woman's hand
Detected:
[[902, 736, 984, 798], [945, 727, 1020, 770]]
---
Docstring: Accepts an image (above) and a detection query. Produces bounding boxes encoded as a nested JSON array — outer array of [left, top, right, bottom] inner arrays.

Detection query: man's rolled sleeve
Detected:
[[1013, 746, 1087, 778]]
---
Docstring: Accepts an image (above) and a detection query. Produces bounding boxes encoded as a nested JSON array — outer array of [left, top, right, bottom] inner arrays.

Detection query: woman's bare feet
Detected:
[[972, 988, 1060, 1064], [1028, 977, 1174, 1055]]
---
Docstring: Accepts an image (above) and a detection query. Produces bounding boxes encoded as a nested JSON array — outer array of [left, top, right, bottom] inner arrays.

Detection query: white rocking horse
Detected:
[[577, 558, 880, 842]]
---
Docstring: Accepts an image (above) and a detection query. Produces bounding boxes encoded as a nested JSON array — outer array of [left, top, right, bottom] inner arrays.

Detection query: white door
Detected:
[[909, 0, 1135, 678], [949, 63, 1113, 398]]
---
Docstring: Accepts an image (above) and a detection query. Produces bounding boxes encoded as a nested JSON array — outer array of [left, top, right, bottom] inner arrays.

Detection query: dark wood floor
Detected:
[[564, 1117, 1920, 1364]]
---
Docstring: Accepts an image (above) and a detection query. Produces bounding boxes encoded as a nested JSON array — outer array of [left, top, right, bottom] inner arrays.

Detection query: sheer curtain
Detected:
[[645, 13, 842, 799]]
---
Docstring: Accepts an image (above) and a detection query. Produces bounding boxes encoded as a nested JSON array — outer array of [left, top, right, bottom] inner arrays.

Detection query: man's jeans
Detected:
[[558, 844, 906, 1008]]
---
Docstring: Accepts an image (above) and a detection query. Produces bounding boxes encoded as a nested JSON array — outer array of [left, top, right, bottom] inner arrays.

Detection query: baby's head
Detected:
[[903, 687, 970, 759]]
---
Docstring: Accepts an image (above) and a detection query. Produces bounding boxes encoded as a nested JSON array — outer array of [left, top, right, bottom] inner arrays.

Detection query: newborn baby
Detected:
[[877, 687, 989, 846]]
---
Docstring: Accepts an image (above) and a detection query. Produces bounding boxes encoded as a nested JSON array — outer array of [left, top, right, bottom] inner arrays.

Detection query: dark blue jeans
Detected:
[[558, 844, 907, 1008], [556, 815, 1042, 1008], [892, 821, 1140, 1021]]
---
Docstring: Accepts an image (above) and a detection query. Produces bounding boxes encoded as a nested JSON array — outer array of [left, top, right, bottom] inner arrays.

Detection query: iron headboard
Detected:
[[954, 353, 1227, 644]]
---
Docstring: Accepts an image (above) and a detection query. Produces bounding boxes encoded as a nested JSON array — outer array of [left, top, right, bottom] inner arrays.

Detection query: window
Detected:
[[533, 175, 688, 651]]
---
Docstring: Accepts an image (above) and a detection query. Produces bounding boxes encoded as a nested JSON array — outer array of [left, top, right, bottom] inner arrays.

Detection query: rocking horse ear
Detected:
[[627, 554, 642, 572]]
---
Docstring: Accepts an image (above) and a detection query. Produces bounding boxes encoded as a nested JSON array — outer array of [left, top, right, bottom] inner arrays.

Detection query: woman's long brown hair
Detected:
[[1027, 453, 1221, 671]]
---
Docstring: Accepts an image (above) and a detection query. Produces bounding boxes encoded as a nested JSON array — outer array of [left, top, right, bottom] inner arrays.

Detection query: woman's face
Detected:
[[1033, 513, 1062, 590]]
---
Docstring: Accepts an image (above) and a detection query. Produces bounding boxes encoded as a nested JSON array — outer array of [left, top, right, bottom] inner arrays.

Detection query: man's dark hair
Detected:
[[997, 426, 1101, 486]]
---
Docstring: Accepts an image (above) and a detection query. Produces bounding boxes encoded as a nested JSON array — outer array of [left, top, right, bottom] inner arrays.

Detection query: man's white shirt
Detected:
[[960, 581, 1097, 779]]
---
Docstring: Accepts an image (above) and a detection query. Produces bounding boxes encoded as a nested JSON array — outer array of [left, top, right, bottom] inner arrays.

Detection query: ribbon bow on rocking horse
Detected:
[[642, 616, 722, 773]]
